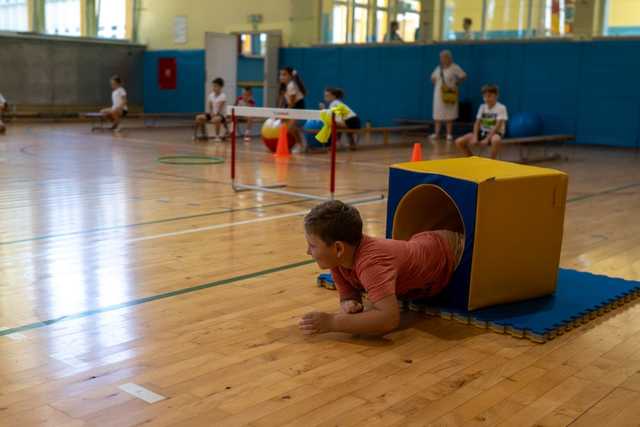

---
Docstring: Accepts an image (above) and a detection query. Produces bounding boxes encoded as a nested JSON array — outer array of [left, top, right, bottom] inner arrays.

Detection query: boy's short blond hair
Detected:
[[304, 201, 363, 246]]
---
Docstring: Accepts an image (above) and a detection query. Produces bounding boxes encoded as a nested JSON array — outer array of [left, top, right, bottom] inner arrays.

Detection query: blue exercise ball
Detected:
[[304, 120, 326, 149], [508, 112, 543, 138]]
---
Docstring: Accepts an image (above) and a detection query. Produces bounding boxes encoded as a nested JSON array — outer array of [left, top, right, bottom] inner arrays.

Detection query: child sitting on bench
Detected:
[[100, 75, 128, 132], [235, 87, 256, 142], [0, 92, 7, 134], [322, 87, 361, 151], [456, 84, 508, 159], [299, 200, 463, 336], [195, 77, 228, 142]]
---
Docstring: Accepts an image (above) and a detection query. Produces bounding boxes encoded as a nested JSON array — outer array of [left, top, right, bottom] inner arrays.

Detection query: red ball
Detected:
[[261, 134, 297, 153]]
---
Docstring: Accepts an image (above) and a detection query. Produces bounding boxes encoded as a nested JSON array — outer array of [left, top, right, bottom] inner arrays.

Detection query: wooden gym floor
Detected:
[[1, 121, 640, 426]]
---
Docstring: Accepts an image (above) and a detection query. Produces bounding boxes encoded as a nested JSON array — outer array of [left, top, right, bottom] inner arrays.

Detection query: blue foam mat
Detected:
[[316, 269, 640, 343]]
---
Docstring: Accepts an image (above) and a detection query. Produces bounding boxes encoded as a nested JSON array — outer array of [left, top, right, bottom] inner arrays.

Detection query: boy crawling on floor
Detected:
[[299, 200, 463, 336]]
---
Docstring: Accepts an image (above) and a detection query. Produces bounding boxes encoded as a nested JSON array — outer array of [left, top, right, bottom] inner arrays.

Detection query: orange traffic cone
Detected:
[[274, 123, 291, 158], [411, 142, 423, 162]]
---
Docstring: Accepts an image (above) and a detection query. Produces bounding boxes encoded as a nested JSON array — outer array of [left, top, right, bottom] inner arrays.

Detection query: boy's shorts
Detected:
[[206, 112, 226, 123], [479, 130, 504, 143]]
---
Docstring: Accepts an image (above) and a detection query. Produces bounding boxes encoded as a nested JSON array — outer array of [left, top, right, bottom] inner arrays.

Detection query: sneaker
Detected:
[[243, 136, 251, 142], [446, 134, 453, 142], [429, 133, 440, 141], [213, 136, 222, 143], [113, 124, 122, 133]]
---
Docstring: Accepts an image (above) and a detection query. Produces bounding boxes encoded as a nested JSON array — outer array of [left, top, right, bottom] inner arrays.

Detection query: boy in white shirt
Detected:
[[100, 75, 128, 132], [0, 92, 7, 134], [455, 84, 508, 159], [195, 77, 228, 142]]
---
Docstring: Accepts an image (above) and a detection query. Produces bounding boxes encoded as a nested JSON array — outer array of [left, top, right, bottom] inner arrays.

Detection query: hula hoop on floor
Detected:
[[157, 155, 225, 165]]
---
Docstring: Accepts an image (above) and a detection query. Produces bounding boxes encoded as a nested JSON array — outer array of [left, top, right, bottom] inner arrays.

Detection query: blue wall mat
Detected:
[[144, 50, 205, 113], [281, 40, 640, 147], [238, 56, 264, 82], [607, 27, 640, 36]]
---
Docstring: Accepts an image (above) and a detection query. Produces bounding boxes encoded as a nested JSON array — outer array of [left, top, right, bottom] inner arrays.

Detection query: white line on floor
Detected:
[[127, 198, 385, 244]]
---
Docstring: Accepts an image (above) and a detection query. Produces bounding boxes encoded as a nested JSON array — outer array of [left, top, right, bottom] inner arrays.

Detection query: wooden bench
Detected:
[[82, 112, 194, 132], [502, 134, 573, 163], [394, 118, 474, 134], [304, 123, 431, 146]]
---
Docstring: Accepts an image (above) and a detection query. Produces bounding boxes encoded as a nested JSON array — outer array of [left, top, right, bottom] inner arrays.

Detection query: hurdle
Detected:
[[228, 105, 385, 203]]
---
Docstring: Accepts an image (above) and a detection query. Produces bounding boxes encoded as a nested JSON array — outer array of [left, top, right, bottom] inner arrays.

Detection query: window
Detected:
[[239, 33, 267, 56], [395, 0, 420, 42], [485, 0, 530, 39], [374, 0, 389, 42], [0, 0, 28, 32], [332, 1, 348, 43], [531, 0, 574, 37], [97, 0, 127, 39], [324, 0, 427, 44], [604, 0, 640, 36], [443, 0, 483, 40], [353, 2, 368, 43], [45, 0, 81, 36]]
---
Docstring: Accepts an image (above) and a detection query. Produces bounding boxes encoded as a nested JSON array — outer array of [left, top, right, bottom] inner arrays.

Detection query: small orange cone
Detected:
[[411, 142, 423, 162], [274, 123, 291, 158]]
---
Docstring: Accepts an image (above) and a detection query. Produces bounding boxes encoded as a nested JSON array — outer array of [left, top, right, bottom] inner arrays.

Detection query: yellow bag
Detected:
[[440, 67, 458, 104], [441, 85, 459, 104]]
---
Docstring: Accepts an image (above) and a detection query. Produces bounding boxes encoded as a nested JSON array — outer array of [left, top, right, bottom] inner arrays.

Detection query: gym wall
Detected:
[[0, 33, 144, 112], [281, 39, 640, 148]]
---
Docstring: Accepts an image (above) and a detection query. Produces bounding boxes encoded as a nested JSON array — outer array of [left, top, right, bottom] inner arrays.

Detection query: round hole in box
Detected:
[[392, 184, 465, 246]]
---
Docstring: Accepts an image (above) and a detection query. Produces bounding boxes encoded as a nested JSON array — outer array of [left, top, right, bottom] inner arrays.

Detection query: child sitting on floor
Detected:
[[100, 75, 128, 133], [299, 200, 463, 336]]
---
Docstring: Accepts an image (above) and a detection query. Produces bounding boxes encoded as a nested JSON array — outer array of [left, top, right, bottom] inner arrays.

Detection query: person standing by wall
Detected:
[[384, 21, 404, 42], [462, 18, 474, 40], [430, 50, 467, 142]]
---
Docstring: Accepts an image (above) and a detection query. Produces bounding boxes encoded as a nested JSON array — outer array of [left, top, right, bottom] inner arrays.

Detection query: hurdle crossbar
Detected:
[[228, 106, 384, 204]]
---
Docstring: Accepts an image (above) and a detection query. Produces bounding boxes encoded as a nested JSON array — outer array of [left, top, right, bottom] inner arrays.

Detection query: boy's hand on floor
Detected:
[[299, 311, 334, 335], [341, 300, 364, 314]]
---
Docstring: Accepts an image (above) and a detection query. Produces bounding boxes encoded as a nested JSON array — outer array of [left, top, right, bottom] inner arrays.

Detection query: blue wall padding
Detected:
[[238, 56, 264, 82], [144, 50, 205, 113], [144, 51, 265, 112], [386, 168, 479, 310], [280, 39, 640, 147]]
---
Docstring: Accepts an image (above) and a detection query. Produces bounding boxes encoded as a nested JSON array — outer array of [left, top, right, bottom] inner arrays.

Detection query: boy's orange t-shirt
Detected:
[[330, 231, 456, 303]]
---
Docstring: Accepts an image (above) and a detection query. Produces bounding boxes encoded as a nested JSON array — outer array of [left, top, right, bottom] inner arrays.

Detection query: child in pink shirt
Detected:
[[300, 200, 463, 336]]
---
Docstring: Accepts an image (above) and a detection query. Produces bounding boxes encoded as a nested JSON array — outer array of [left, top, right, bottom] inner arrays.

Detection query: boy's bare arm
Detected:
[[299, 295, 400, 336]]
